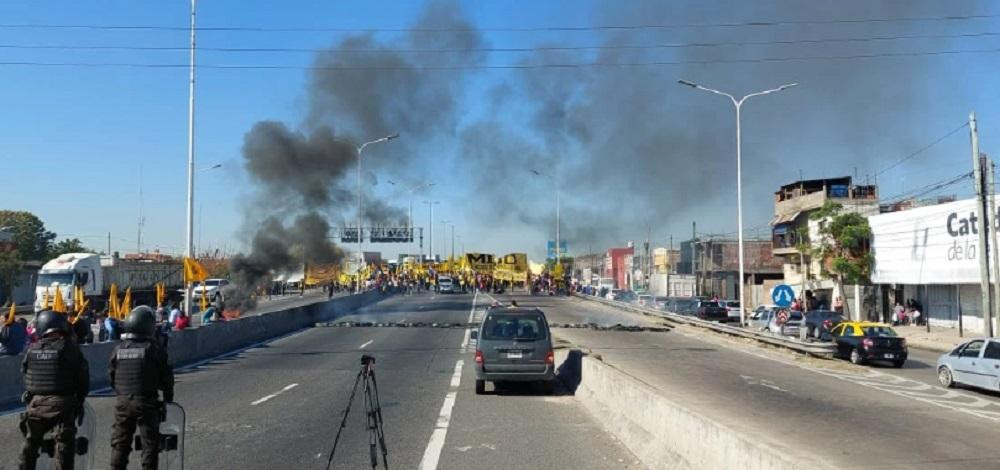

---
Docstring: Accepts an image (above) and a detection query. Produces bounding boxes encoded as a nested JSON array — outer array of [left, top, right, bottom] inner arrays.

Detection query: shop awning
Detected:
[[770, 211, 801, 226]]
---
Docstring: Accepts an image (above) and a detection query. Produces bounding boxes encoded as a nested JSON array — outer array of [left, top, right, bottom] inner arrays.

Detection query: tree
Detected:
[[808, 201, 874, 318], [48, 238, 90, 258], [0, 210, 55, 261], [0, 249, 19, 301]]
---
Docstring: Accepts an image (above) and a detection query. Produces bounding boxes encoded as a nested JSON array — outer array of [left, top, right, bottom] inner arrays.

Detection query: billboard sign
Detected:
[[869, 197, 998, 284], [546, 240, 568, 260]]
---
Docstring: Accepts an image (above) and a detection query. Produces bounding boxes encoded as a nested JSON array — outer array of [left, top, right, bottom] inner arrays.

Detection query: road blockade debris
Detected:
[[317, 320, 670, 332]]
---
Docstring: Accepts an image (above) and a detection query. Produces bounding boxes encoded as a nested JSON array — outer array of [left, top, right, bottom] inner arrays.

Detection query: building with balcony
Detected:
[[678, 237, 783, 301], [770, 176, 879, 305]]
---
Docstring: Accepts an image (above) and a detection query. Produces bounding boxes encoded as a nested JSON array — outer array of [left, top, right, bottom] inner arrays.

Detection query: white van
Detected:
[[439, 276, 455, 293]]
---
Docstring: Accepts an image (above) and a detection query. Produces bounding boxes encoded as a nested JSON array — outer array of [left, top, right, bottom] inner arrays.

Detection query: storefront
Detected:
[[869, 197, 997, 332]]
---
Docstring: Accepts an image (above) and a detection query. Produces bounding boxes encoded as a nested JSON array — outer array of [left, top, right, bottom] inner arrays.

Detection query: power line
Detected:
[[3, 46, 1000, 71], [0, 12, 997, 33], [4, 30, 1000, 54], [874, 122, 969, 178], [879, 171, 972, 205]]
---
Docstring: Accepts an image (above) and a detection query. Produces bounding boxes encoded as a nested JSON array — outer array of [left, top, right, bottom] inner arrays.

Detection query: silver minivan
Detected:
[[472, 307, 556, 394]]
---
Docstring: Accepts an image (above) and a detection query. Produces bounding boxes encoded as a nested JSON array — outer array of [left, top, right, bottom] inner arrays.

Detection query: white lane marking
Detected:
[[420, 360, 464, 470], [740, 374, 789, 393], [461, 291, 479, 352], [251, 383, 299, 406], [676, 324, 1000, 422], [420, 292, 478, 470], [359, 339, 374, 349]]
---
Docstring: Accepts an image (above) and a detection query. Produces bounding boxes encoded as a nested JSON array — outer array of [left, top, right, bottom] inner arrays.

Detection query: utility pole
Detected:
[[668, 235, 673, 297], [987, 155, 1000, 336], [184, 0, 197, 312], [692, 222, 698, 296], [970, 112, 993, 336]]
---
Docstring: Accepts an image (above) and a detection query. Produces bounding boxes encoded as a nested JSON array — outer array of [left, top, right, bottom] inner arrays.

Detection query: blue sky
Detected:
[[4, 1, 1000, 261]]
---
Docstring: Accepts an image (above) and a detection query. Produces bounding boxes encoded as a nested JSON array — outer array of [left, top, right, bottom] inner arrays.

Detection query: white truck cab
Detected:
[[34, 253, 104, 312]]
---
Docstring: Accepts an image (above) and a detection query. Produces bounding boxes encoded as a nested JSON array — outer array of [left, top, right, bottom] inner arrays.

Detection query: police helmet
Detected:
[[124, 306, 157, 338], [35, 310, 69, 337]]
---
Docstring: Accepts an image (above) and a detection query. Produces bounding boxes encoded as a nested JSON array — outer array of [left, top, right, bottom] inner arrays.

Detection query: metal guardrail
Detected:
[[572, 293, 836, 358]]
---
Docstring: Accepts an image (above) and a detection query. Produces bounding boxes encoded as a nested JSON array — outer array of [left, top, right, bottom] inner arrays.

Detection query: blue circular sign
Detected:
[[771, 284, 795, 308]]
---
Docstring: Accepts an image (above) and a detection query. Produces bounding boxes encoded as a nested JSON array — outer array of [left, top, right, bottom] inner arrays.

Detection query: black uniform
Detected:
[[19, 335, 90, 470], [108, 337, 174, 470]]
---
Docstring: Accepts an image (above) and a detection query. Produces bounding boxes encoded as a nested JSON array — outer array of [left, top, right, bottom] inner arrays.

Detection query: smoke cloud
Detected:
[[228, 0, 990, 278], [226, 0, 485, 305]]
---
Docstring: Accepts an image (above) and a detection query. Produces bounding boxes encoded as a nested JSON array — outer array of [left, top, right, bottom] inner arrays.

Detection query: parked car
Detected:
[[937, 339, 1000, 391], [695, 300, 729, 322], [803, 310, 845, 340], [192, 278, 229, 303], [747, 305, 779, 330], [718, 300, 741, 323], [613, 290, 637, 303], [664, 297, 698, 316], [472, 307, 556, 395], [829, 321, 907, 367], [654, 296, 669, 310], [606, 289, 622, 301], [636, 294, 654, 307]]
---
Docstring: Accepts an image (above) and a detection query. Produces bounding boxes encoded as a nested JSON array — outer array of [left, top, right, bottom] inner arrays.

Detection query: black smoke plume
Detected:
[[226, 0, 483, 304]]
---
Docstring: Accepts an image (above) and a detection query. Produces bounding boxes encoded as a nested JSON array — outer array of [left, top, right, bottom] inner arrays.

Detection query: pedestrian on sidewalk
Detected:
[[0, 316, 28, 355], [892, 302, 904, 326], [833, 296, 844, 313]]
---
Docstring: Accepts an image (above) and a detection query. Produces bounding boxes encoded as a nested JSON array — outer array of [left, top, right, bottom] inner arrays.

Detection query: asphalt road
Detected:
[[0, 290, 638, 470], [489, 292, 1000, 469]]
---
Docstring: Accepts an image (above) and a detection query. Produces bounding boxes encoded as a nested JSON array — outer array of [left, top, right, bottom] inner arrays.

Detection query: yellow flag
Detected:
[[200, 287, 208, 311], [109, 283, 120, 319], [121, 287, 132, 315], [52, 286, 68, 313], [183, 257, 209, 283], [5, 303, 14, 326], [42, 288, 50, 311], [155, 283, 166, 308]]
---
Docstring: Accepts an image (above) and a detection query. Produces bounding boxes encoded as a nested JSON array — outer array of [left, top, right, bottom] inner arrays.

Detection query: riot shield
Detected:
[[36, 401, 96, 470], [159, 402, 185, 470]]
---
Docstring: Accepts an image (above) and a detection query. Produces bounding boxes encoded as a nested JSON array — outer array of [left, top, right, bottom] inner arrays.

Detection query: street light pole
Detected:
[[440, 220, 452, 260], [184, 0, 197, 313], [407, 182, 434, 250], [355, 133, 398, 291], [679, 79, 797, 327], [423, 201, 439, 261], [531, 169, 561, 263]]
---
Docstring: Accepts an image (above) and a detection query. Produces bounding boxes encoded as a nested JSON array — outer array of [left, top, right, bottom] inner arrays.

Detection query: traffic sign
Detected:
[[771, 284, 795, 308]]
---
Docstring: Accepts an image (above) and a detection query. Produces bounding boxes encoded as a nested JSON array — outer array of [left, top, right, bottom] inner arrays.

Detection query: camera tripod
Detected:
[[325, 355, 388, 469]]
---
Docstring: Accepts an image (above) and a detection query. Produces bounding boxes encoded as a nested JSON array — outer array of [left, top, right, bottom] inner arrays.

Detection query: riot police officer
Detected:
[[19, 310, 90, 470], [108, 306, 174, 470]]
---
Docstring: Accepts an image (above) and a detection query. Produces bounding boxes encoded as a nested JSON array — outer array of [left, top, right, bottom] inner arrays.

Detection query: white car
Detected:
[[438, 276, 455, 293], [719, 300, 741, 322], [937, 338, 1000, 391], [192, 278, 229, 302]]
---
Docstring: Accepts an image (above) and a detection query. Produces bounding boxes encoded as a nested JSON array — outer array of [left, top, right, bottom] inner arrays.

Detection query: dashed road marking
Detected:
[[359, 339, 374, 349], [250, 383, 299, 406], [420, 291, 478, 470]]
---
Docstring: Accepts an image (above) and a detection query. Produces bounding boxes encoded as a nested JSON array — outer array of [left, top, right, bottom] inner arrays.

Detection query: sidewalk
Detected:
[[895, 324, 977, 353]]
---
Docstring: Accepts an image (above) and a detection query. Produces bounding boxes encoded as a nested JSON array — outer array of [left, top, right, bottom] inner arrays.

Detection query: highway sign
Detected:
[[771, 284, 795, 308]]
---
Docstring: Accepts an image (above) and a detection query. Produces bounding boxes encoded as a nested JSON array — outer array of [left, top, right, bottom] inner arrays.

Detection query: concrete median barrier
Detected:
[[0, 289, 387, 410], [567, 351, 834, 470]]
